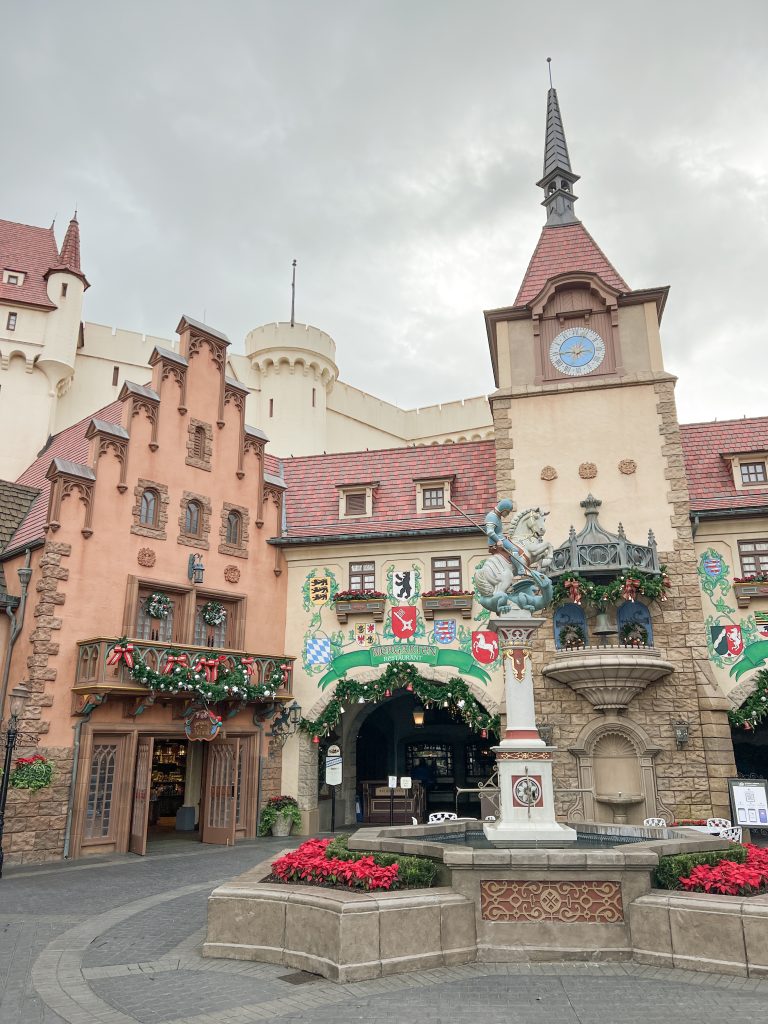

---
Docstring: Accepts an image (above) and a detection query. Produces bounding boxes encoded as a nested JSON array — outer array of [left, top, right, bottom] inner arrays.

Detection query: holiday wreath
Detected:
[[200, 600, 226, 626], [145, 592, 172, 619]]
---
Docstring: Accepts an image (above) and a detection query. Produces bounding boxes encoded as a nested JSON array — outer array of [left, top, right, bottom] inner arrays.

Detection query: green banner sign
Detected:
[[318, 645, 491, 688]]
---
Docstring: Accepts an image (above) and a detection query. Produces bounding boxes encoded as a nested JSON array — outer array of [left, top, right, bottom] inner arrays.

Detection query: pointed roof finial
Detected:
[[290, 259, 297, 328], [536, 70, 580, 226], [45, 210, 89, 290]]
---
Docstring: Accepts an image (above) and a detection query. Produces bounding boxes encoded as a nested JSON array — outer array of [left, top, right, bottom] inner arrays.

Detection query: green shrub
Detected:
[[654, 845, 747, 890], [258, 795, 302, 836], [325, 834, 438, 888]]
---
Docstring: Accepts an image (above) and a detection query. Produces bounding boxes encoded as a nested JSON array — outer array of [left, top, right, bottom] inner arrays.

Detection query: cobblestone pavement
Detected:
[[2, 836, 768, 1023]]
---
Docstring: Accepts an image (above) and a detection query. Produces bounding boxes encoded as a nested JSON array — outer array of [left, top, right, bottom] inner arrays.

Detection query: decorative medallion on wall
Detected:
[[137, 547, 156, 568], [578, 462, 597, 480], [480, 880, 623, 923], [618, 459, 637, 475], [224, 564, 241, 584], [540, 466, 558, 481]]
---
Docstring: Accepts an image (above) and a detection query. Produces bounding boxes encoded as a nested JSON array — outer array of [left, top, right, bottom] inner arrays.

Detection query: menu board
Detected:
[[728, 778, 768, 827]]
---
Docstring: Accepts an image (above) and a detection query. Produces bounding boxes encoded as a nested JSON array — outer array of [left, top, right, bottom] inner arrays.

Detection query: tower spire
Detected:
[[536, 65, 580, 226]]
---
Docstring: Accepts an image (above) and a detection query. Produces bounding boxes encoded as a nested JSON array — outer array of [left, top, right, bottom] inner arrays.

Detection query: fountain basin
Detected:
[[203, 821, 736, 981]]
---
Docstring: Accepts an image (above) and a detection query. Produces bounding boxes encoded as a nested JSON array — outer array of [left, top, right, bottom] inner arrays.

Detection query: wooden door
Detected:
[[129, 736, 155, 856], [201, 739, 239, 845]]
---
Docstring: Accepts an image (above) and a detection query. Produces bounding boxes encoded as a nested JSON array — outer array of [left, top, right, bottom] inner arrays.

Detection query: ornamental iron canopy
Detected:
[[549, 494, 660, 577]]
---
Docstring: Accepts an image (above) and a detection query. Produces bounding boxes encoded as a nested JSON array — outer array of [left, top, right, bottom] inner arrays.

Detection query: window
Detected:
[[139, 489, 158, 527], [7, 274, 18, 285], [344, 491, 367, 516], [422, 486, 445, 509], [432, 556, 462, 592], [312, 387, 316, 408], [226, 510, 241, 546], [6, 312, 17, 331], [741, 462, 767, 485], [465, 743, 496, 778], [192, 425, 206, 460], [349, 560, 375, 592], [61, 283, 68, 297], [83, 742, 119, 839], [405, 743, 454, 778], [111, 366, 119, 386], [194, 597, 238, 649], [269, 398, 274, 418], [185, 500, 202, 536], [739, 540, 768, 576], [135, 589, 175, 642]]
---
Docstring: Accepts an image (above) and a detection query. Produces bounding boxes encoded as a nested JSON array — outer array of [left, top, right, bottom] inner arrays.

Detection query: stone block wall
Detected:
[[3, 745, 74, 865]]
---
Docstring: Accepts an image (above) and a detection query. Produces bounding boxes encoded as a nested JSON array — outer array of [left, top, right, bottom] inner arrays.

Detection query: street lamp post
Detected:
[[0, 681, 31, 879]]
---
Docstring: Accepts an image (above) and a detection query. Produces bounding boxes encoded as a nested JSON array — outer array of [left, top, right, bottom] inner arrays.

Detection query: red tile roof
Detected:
[[9, 400, 123, 549], [0, 219, 59, 309], [280, 441, 496, 540], [680, 417, 768, 514], [514, 222, 629, 306]]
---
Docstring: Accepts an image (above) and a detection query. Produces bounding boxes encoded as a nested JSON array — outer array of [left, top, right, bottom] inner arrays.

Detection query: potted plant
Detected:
[[258, 795, 302, 837], [421, 589, 474, 620], [333, 589, 387, 623]]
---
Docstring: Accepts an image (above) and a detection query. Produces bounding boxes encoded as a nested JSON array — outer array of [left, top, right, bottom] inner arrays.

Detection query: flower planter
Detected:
[[270, 814, 294, 837], [733, 581, 768, 608], [421, 594, 474, 620], [334, 598, 386, 624]]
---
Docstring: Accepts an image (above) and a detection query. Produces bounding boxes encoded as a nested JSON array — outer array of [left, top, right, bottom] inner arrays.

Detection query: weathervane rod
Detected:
[[547, 56, 553, 89], [290, 259, 297, 327]]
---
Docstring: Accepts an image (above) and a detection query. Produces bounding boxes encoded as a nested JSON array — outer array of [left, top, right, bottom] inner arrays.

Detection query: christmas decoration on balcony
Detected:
[[728, 668, 768, 730], [552, 569, 670, 608], [619, 621, 649, 648], [145, 592, 172, 619], [124, 645, 290, 705], [200, 600, 227, 626], [558, 623, 586, 650], [106, 640, 135, 668], [300, 662, 499, 740]]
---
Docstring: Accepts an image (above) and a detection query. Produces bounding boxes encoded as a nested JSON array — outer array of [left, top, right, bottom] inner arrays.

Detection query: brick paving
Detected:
[[2, 836, 768, 1023]]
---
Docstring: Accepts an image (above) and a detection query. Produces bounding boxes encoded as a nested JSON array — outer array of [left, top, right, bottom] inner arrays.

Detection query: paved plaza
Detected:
[[2, 837, 768, 1024]]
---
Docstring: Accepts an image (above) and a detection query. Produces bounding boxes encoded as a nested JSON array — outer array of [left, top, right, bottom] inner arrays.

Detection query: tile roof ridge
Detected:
[[681, 415, 768, 429], [14, 398, 122, 483], [281, 438, 495, 465]]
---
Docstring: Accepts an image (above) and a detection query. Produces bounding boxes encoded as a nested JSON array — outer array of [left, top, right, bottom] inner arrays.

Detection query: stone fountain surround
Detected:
[[202, 821, 768, 982]]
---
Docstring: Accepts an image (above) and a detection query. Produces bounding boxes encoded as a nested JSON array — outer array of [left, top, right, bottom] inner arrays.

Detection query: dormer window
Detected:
[[337, 481, 377, 520], [3, 270, 24, 286], [7, 274, 18, 285], [741, 461, 767, 486], [414, 475, 454, 514]]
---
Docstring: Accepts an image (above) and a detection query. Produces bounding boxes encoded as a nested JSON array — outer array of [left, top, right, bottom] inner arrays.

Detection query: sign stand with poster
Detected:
[[325, 744, 342, 833], [728, 777, 768, 830]]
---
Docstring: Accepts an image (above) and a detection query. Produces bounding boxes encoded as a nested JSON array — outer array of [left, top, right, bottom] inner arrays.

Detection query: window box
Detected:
[[333, 596, 386, 623], [421, 592, 474, 620], [733, 580, 768, 608]]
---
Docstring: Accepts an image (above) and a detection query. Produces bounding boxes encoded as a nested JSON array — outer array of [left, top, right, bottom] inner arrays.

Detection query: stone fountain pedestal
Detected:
[[483, 612, 577, 846]]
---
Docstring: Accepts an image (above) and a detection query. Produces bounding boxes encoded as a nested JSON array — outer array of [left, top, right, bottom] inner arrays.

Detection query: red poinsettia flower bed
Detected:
[[272, 838, 399, 891], [679, 844, 768, 896]]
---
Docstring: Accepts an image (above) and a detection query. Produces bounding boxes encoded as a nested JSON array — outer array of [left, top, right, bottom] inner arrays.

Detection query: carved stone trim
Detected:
[[137, 547, 156, 567], [224, 564, 241, 584], [540, 465, 557, 481], [579, 462, 597, 480], [480, 880, 623, 923], [218, 502, 250, 558], [177, 490, 212, 550], [130, 480, 169, 540], [618, 458, 637, 475], [185, 418, 213, 472], [45, 465, 95, 538], [495, 750, 552, 760]]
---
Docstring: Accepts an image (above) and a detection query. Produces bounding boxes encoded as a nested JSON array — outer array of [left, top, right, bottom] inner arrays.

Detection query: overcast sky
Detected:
[[5, 1, 767, 423]]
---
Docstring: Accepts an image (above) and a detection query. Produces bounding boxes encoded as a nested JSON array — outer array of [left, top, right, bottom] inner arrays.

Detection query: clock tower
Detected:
[[486, 84, 736, 822]]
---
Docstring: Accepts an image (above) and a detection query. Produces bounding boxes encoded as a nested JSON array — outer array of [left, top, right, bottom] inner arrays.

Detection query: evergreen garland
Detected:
[[552, 567, 670, 608], [300, 661, 500, 739], [728, 668, 768, 730], [126, 646, 288, 704]]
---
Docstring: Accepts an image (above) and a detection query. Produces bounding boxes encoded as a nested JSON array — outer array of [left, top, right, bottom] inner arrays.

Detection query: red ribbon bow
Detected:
[[240, 657, 255, 677], [107, 643, 134, 669], [564, 579, 582, 605], [163, 653, 189, 675], [196, 656, 226, 683], [622, 577, 641, 601]]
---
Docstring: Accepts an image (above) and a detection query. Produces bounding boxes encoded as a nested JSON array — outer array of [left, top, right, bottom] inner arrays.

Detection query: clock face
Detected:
[[549, 327, 606, 376]]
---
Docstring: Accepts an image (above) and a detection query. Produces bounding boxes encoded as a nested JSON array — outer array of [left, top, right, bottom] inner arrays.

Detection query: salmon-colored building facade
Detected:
[[1, 315, 292, 862]]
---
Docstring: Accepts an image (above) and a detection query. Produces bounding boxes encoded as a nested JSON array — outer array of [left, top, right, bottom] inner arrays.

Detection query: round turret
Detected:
[[244, 322, 339, 457]]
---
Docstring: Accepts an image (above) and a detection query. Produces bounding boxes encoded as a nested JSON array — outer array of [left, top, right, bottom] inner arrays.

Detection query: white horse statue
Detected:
[[475, 506, 554, 614]]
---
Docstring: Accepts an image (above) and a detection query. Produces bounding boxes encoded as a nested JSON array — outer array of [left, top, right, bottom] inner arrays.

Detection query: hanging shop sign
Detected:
[[184, 708, 223, 742]]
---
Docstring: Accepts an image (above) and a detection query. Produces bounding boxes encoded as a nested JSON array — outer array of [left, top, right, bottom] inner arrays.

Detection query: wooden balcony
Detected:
[[74, 636, 294, 702]]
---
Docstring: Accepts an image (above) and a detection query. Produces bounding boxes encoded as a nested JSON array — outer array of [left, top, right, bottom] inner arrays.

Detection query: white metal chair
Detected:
[[411, 817, 419, 825], [484, 815, 496, 822], [643, 817, 667, 827], [720, 825, 743, 843], [428, 812, 458, 824], [707, 817, 732, 831]]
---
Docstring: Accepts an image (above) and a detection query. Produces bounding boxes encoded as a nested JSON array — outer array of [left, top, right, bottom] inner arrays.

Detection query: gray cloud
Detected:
[[4, 0, 767, 421]]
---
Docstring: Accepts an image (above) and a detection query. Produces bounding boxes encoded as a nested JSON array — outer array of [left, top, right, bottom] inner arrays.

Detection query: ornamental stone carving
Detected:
[[540, 465, 558, 481], [619, 458, 637, 475], [224, 564, 241, 584], [578, 462, 597, 480], [137, 547, 156, 568]]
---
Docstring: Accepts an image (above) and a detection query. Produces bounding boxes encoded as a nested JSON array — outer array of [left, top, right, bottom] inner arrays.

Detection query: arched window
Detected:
[[140, 489, 158, 527], [192, 425, 206, 460], [553, 603, 589, 650], [616, 601, 653, 647], [226, 510, 241, 546], [185, 500, 201, 536]]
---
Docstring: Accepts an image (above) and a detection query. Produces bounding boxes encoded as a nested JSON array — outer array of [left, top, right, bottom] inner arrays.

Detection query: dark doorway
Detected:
[[148, 738, 192, 836]]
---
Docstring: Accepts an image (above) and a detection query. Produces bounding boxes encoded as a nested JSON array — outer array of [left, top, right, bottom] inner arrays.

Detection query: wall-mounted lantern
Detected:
[[188, 554, 205, 584], [412, 704, 425, 728], [672, 718, 690, 749]]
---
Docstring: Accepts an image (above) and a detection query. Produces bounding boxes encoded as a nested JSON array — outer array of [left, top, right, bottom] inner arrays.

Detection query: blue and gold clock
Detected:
[[549, 327, 606, 376]]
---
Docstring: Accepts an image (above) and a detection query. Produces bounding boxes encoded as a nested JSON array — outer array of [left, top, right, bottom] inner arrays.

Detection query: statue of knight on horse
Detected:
[[474, 499, 554, 615]]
